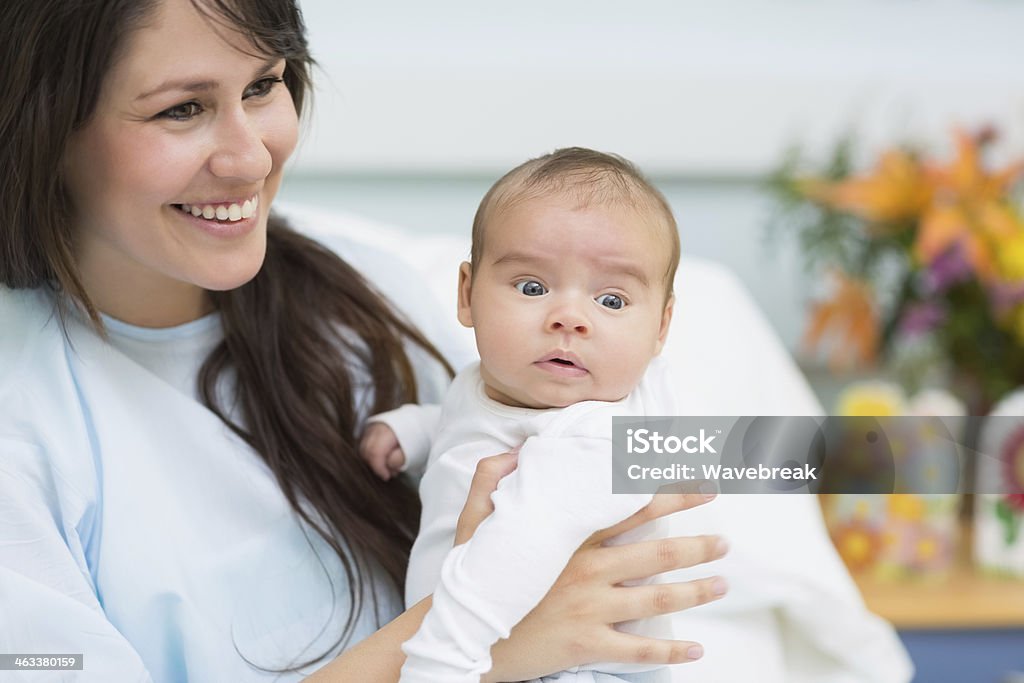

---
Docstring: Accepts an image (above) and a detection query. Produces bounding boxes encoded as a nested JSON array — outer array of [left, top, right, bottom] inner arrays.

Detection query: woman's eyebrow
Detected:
[[134, 57, 281, 102]]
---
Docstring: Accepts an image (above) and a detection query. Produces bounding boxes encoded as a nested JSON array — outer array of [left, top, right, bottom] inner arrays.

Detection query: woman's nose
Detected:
[[207, 108, 273, 182]]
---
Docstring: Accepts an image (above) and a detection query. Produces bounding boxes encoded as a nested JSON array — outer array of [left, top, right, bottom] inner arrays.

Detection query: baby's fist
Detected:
[[359, 422, 406, 481]]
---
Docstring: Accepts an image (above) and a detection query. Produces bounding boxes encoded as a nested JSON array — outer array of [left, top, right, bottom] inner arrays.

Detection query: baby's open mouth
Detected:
[[536, 352, 588, 376]]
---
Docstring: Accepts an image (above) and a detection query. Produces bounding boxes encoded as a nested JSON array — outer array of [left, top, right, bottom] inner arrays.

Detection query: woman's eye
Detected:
[[159, 102, 202, 121], [596, 293, 625, 310], [515, 280, 548, 296], [245, 77, 284, 99]]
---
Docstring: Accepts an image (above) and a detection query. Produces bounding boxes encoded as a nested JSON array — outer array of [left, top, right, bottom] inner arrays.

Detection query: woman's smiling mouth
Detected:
[[172, 194, 258, 222]]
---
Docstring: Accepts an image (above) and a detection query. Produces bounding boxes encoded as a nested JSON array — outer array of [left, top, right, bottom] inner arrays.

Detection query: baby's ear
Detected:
[[654, 294, 675, 355], [457, 262, 474, 328]]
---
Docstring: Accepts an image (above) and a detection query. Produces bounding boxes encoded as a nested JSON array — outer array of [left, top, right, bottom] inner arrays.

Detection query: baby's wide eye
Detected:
[[596, 293, 625, 310], [515, 280, 548, 296]]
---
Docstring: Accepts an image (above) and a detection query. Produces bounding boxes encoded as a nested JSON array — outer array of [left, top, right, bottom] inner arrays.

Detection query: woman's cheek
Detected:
[[262, 99, 300, 165]]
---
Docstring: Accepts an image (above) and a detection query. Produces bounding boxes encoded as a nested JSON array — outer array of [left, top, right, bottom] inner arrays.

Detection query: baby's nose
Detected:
[[547, 309, 589, 335]]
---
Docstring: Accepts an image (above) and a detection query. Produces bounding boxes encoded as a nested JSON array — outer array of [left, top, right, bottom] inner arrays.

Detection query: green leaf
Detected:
[[996, 498, 1022, 546]]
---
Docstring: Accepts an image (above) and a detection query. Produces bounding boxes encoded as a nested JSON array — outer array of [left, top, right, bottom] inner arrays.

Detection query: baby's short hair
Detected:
[[470, 147, 680, 299]]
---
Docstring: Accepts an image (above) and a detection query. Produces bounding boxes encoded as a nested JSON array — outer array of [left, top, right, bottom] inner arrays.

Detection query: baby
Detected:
[[361, 147, 695, 683]]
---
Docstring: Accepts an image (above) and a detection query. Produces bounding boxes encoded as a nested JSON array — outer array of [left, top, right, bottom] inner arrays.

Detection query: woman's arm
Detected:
[[305, 597, 431, 682], [307, 456, 726, 682], [0, 439, 156, 681]]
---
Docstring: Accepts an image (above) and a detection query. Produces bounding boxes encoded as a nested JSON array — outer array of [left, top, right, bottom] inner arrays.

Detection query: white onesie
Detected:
[[375, 358, 678, 683]]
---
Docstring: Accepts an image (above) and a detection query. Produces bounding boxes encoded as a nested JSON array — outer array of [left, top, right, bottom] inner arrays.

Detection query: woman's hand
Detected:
[[308, 454, 723, 683], [476, 478, 727, 683]]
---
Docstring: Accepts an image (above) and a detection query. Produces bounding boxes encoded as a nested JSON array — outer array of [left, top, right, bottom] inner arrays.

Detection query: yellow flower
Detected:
[[915, 536, 940, 563], [835, 380, 907, 416], [888, 494, 925, 522], [997, 232, 1024, 281]]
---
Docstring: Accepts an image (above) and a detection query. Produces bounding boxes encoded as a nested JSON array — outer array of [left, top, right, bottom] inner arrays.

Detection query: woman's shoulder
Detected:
[[0, 287, 64, 396], [0, 287, 88, 441], [0, 287, 98, 507]]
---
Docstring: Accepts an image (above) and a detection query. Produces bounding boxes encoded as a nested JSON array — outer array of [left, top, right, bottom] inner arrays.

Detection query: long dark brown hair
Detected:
[[0, 0, 451, 667]]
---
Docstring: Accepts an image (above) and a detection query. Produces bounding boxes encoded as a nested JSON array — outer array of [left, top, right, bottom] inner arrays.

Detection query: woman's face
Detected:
[[64, 0, 299, 327]]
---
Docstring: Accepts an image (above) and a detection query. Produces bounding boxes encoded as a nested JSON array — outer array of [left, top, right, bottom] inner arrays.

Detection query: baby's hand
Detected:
[[359, 422, 406, 480]]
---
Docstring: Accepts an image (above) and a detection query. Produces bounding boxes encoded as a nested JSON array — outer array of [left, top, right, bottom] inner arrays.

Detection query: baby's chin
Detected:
[[499, 384, 632, 410], [480, 364, 636, 408]]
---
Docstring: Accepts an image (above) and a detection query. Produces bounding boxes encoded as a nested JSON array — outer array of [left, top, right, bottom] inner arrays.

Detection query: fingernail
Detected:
[[715, 537, 729, 557], [712, 577, 728, 597], [686, 645, 704, 660], [699, 481, 717, 500]]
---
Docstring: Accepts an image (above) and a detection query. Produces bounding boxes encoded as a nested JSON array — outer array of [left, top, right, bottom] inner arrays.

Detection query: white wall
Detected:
[[281, 0, 1024, 359], [294, 0, 1024, 175]]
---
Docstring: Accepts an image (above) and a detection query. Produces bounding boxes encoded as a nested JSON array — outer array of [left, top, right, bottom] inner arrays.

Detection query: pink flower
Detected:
[[897, 302, 947, 338], [1001, 425, 1024, 512], [921, 242, 974, 294]]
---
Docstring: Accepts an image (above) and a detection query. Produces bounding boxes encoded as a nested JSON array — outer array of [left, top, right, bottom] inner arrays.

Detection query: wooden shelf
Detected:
[[850, 524, 1024, 630], [854, 565, 1024, 630]]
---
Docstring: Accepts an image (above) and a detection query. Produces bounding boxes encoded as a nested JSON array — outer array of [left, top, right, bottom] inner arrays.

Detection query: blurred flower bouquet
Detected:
[[770, 127, 1024, 413]]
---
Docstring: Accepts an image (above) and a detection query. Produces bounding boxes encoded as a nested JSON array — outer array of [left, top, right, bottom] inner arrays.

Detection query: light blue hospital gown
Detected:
[[0, 234, 463, 682]]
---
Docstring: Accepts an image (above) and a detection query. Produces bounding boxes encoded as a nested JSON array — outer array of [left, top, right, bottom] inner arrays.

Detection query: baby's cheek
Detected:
[[611, 358, 651, 397]]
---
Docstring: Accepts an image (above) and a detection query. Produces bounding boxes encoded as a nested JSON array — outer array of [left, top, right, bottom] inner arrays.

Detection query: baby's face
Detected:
[[458, 194, 674, 409]]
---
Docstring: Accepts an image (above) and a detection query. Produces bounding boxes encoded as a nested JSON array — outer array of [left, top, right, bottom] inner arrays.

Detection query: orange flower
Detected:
[[799, 149, 932, 229], [914, 129, 1024, 281], [831, 519, 883, 572], [803, 271, 880, 370], [928, 128, 1024, 203]]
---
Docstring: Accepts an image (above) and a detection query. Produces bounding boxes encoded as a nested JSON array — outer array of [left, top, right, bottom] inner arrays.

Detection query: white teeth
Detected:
[[177, 195, 258, 222]]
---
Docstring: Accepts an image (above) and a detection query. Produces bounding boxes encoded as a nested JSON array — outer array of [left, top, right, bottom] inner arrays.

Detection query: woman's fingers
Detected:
[[596, 534, 728, 583], [454, 451, 518, 545], [604, 577, 729, 622], [589, 487, 716, 544], [597, 632, 707, 666]]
